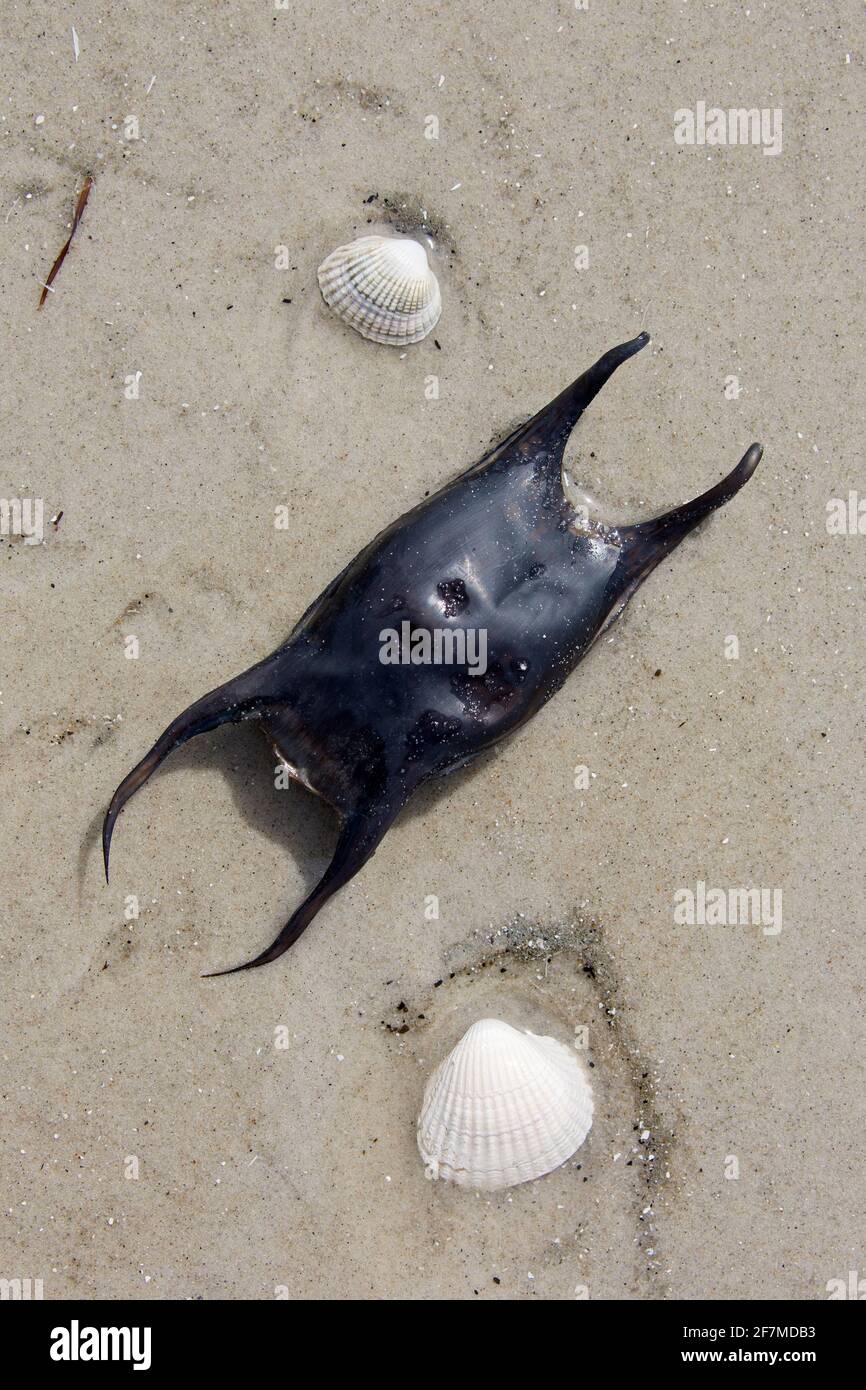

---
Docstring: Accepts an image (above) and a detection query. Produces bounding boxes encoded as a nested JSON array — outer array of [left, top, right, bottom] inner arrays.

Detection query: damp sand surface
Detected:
[[0, 1, 863, 1299]]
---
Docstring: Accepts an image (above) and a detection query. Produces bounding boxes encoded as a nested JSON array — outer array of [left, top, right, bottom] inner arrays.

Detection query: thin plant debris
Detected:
[[38, 173, 93, 309]]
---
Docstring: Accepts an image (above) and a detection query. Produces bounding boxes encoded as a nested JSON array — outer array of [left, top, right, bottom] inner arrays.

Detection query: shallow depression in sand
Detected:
[[303, 926, 672, 1300]]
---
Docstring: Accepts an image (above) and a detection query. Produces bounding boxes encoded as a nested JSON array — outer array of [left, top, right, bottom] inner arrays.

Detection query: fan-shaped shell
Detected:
[[317, 235, 441, 345], [417, 1018, 593, 1190]]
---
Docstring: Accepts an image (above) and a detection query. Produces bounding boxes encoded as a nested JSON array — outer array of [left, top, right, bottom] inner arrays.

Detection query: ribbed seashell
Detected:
[[417, 1018, 593, 1190], [317, 235, 441, 345]]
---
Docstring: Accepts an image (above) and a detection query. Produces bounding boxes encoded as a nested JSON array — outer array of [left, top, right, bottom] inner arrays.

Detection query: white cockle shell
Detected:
[[317, 234, 441, 345], [417, 1018, 593, 1190]]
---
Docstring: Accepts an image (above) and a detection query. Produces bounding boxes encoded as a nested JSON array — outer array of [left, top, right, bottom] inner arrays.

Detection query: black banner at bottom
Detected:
[[2, 1297, 859, 1373]]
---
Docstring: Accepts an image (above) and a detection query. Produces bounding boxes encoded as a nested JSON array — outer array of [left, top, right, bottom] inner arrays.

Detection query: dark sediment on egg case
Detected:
[[102, 333, 762, 974]]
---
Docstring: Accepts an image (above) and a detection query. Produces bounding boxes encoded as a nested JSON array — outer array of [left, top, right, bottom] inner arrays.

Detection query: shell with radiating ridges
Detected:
[[417, 1018, 593, 1190], [317, 235, 441, 345]]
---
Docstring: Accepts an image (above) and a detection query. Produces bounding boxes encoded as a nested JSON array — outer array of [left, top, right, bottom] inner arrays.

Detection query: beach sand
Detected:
[[1, 0, 863, 1299]]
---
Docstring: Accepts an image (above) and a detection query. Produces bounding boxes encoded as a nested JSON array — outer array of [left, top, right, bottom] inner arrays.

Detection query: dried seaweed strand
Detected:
[[38, 173, 93, 309]]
